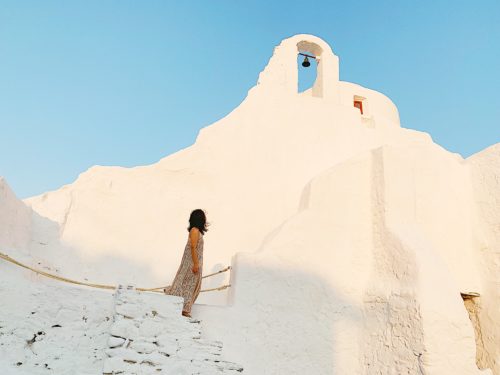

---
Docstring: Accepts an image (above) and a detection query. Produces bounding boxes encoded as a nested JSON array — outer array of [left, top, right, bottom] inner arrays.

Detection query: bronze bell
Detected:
[[302, 56, 311, 68]]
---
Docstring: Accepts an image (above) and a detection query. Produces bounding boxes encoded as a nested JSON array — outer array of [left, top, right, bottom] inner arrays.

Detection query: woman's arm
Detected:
[[189, 227, 200, 273]]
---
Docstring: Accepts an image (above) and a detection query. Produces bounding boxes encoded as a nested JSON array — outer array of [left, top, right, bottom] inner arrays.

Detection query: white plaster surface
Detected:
[[103, 286, 242, 375], [0, 176, 31, 250], [0, 262, 114, 374], [0, 259, 242, 374], [1, 34, 499, 374]]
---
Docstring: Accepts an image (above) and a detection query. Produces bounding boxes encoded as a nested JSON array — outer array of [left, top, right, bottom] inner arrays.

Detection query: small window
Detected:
[[354, 99, 363, 114]]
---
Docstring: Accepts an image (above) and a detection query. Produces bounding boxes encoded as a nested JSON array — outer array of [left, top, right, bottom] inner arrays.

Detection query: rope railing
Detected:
[[138, 266, 232, 292], [0, 251, 231, 293]]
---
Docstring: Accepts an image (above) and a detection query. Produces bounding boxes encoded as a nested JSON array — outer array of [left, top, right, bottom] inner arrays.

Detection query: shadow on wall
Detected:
[[195, 256, 364, 375], [16, 210, 228, 300], [19, 210, 163, 289]]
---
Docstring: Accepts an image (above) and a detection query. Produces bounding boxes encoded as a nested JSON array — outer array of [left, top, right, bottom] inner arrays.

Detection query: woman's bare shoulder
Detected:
[[189, 227, 200, 236]]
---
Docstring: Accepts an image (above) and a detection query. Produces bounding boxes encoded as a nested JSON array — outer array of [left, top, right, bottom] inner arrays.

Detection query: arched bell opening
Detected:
[[297, 52, 318, 94], [296, 41, 324, 97]]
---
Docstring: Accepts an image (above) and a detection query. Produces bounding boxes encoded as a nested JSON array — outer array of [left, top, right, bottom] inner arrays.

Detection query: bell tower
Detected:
[[251, 34, 340, 103]]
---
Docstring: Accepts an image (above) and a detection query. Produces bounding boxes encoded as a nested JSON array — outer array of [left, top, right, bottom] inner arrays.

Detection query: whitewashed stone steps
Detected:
[[102, 286, 243, 375]]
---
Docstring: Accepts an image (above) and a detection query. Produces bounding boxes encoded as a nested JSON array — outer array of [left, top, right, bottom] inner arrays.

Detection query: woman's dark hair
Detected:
[[187, 209, 209, 235]]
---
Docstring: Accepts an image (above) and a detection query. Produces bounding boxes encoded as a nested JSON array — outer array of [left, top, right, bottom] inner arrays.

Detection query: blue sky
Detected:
[[1, 1, 499, 198]]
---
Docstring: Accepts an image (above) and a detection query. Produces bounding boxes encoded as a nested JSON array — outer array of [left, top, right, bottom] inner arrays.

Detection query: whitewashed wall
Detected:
[[0, 34, 499, 374]]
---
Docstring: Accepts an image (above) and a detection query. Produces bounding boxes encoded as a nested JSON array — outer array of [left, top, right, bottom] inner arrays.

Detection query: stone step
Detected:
[[102, 286, 243, 374]]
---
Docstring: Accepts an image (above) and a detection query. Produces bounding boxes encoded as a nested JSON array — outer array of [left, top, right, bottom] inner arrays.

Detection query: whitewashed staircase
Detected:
[[102, 286, 243, 375]]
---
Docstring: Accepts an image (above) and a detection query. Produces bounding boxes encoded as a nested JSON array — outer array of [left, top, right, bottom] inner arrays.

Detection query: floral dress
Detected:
[[164, 232, 204, 313]]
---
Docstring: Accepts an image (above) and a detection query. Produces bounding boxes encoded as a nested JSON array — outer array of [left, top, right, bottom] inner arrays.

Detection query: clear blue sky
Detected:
[[1, 1, 499, 198]]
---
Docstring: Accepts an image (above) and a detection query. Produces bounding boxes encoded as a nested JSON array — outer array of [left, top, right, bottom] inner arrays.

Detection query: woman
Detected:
[[164, 209, 209, 318]]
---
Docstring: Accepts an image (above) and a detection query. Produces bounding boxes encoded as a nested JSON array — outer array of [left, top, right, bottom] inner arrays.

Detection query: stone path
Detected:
[[102, 285, 243, 375], [0, 272, 242, 375]]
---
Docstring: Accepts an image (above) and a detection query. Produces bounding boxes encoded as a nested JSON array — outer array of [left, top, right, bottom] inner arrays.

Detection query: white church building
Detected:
[[1, 34, 499, 375]]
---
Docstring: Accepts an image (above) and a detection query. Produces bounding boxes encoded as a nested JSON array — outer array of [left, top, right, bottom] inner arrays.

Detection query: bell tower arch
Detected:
[[252, 34, 340, 102], [297, 40, 324, 97]]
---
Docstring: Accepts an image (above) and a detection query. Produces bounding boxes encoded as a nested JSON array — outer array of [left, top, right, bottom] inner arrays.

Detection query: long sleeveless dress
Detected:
[[164, 232, 204, 314]]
